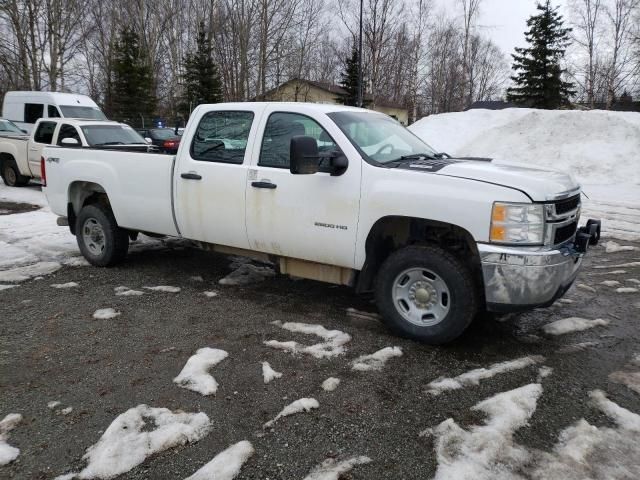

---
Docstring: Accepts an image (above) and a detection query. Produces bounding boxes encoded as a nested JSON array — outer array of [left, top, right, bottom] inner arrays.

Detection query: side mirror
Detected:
[[60, 137, 80, 147], [21, 129, 28, 134], [145, 137, 153, 144], [290, 136, 319, 175]]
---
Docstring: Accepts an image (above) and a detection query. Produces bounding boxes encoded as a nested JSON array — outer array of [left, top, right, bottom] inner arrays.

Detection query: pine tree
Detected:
[[506, 0, 575, 109], [181, 21, 223, 116], [109, 27, 156, 124], [338, 43, 361, 106]]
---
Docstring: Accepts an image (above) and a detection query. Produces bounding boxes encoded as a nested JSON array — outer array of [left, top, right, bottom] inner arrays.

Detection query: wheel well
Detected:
[[67, 181, 110, 235], [0, 152, 15, 170], [356, 216, 484, 299]]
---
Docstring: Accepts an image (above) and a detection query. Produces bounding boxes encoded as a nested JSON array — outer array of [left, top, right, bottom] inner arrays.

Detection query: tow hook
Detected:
[[574, 218, 602, 253]]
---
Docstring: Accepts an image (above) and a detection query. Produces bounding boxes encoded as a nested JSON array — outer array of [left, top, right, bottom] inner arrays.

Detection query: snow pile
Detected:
[[425, 355, 545, 395], [144, 285, 181, 293], [263, 398, 319, 429], [55, 405, 211, 479], [605, 241, 636, 253], [114, 286, 144, 296], [409, 109, 640, 241], [51, 282, 79, 289], [542, 317, 610, 335], [0, 413, 22, 466], [351, 347, 403, 371], [321, 377, 341, 392], [264, 321, 352, 359], [219, 257, 275, 286], [173, 348, 228, 396], [184, 441, 254, 480], [92, 308, 120, 320], [261, 362, 282, 384], [302, 456, 371, 480]]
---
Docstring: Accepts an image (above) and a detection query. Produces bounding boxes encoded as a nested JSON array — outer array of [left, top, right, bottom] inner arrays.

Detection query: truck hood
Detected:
[[434, 160, 580, 201]]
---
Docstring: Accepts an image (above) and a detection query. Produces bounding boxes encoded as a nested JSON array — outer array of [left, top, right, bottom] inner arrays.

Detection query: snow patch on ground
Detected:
[[54, 405, 211, 479], [609, 370, 640, 395], [48, 400, 62, 409], [184, 440, 254, 480], [543, 317, 610, 335], [0, 284, 18, 291], [616, 287, 639, 293], [628, 279, 640, 285], [263, 398, 319, 429], [557, 342, 599, 354], [144, 285, 181, 293], [425, 356, 545, 395], [600, 280, 621, 287], [203, 291, 218, 298], [576, 283, 596, 293], [51, 282, 79, 289], [264, 321, 351, 359], [351, 347, 403, 371], [219, 257, 275, 286], [261, 361, 282, 384], [321, 377, 341, 392], [302, 456, 371, 480], [605, 241, 637, 253], [173, 348, 228, 396], [114, 286, 144, 296], [60, 407, 73, 416], [0, 413, 22, 466], [92, 308, 120, 320], [0, 261, 61, 282], [594, 262, 640, 269]]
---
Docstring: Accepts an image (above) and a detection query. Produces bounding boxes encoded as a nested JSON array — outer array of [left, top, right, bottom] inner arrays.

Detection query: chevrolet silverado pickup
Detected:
[[0, 118, 151, 186], [41, 103, 601, 344]]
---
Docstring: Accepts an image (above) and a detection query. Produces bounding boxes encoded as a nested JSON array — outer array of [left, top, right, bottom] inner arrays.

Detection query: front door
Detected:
[[245, 109, 361, 268], [174, 108, 259, 249]]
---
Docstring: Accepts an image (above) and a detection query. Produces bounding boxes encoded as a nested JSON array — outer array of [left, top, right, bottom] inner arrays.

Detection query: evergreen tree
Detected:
[[109, 27, 156, 124], [338, 43, 362, 106], [506, 0, 575, 109], [181, 21, 223, 116]]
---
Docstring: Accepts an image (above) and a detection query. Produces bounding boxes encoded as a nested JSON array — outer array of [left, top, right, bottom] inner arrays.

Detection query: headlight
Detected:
[[490, 202, 545, 245]]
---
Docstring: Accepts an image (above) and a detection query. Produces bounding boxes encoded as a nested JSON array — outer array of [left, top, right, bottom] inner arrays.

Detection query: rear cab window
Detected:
[[33, 121, 58, 144], [190, 111, 254, 164]]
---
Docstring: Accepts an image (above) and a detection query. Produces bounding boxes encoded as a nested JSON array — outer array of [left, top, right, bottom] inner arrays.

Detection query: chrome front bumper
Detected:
[[479, 242, 584, 312]]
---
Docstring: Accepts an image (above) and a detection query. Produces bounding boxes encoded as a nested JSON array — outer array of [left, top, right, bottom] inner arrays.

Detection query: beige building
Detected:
[[261, 78, 409, 125]]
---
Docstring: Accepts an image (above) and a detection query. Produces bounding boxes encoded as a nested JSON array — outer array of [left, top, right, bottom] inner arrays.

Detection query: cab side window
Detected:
[[33, 121, 57, 144], [191, 111, 254, 164], [48, 105, 61, 118], [259, 112, 338, 169], [57, 124, 81, 145], [24, 103, 44, 123]]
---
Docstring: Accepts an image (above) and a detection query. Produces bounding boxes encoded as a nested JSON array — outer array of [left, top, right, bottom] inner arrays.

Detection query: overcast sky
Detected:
[[437, 0, 570, 55]]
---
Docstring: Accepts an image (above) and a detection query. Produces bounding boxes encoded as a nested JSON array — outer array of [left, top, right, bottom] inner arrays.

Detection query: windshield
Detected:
[[81, 125, 147, 146], [327, 111, 437, 164], [59, 105, 107, 120], [150, 129, 179, 140], [0, 119, 24, 134]]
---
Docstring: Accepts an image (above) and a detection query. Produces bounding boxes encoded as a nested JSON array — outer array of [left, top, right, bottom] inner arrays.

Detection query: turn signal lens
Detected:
[[491, 204, 507, 223], [490, 225, 506, 241]]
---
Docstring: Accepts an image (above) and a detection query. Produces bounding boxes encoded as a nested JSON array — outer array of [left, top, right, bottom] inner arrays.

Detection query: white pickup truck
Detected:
[[0, 118, 151, 186], [42, 102, 601, 344]]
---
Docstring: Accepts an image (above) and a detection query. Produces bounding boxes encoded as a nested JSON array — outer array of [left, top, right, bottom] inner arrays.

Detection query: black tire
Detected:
[[375, 245, 478, 344], [75, 203, 129, 267], [1, 158, 30, 187]]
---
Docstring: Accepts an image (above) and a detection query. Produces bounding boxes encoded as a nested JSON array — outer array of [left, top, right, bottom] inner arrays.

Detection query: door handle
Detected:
[[181, 172, 202, 180], [29, 147, 39, 151], [251, 181, 277, 189]]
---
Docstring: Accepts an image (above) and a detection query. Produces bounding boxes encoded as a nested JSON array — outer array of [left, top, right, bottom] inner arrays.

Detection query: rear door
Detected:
[[174, 106, 263, 249], [245, 107, 361, 268], [27, 121, 58, 176]]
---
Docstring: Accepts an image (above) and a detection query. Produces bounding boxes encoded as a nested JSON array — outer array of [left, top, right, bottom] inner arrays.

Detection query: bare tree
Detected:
[[459, 0, 482, 109], [570, 0, 603, 106]]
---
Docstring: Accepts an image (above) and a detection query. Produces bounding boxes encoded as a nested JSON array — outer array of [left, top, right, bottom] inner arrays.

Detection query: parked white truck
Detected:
[[42, 103, 601, 343], [1, 118, 151, 186]]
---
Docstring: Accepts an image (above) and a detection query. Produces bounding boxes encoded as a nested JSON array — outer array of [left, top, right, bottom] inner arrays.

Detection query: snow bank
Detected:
[[173, 348, 229, 396], [144, 285, 181, 293], [261, 361, 282, 384], [0, 413, 22, 466], [542, 317, 610, 335], [321, 377, 341, 392], [264, 321, 351, 359], [92, 308, 120, 320], [184, 441, 254, 480], [263, 398, 319, 429], [302, 456, 371, 480], [351, 347, 403, 371], [425, 355, 545, 395], [55, 405, 211, 479]]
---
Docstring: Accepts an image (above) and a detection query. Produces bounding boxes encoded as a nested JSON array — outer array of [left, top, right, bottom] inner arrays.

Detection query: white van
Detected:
[[1, 91, 107, 134]]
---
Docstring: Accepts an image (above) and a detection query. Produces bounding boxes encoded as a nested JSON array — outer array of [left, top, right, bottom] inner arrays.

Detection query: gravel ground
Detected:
[[1, 237, 639, 479]]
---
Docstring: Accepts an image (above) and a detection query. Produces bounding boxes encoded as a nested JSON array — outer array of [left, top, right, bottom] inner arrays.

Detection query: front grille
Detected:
[[554, 194, 581, 215], [554, 221, 578, 244]]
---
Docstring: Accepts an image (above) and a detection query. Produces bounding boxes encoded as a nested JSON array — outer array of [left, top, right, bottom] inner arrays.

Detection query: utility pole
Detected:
[[357, 0, 363, 108]]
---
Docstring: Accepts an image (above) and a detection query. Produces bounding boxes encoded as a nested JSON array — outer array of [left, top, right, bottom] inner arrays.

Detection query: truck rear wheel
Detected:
[[75, 204, 129, 267], [375, 245, 478, 344], [1, 158, 30, 187]]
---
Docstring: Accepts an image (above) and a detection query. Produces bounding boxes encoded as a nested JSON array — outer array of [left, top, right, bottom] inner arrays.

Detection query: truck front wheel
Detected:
[[75, 204, 129, 267], [1, 158, 30, 187], [375, 245, 478, 344]]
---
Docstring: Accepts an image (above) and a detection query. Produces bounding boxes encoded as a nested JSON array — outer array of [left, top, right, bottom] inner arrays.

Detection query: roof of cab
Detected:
[[196, 101, 383, 115]]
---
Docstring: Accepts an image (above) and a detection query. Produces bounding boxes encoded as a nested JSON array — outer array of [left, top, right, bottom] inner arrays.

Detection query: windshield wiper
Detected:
[[94, 141, 125, 146], [385, 153, 437, 167]]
